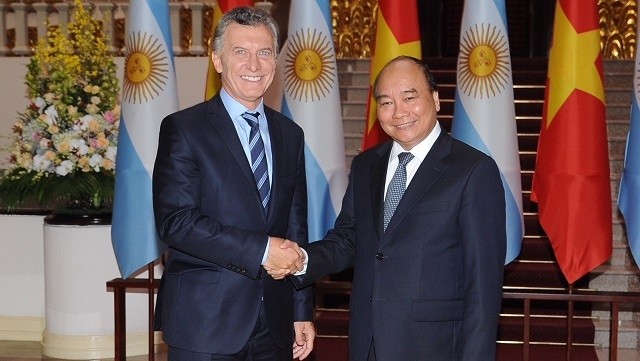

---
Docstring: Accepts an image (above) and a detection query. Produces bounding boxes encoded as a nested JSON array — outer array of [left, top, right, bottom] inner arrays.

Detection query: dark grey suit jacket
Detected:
[[295, 130, 506, 361]]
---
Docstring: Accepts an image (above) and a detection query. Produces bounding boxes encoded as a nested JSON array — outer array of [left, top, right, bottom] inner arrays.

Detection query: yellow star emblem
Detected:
[[545, 5, 604, 127]]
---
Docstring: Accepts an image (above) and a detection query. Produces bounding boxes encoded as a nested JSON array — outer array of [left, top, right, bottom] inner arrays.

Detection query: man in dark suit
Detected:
[[274, 56, 506, 360], [153, 7, 314, 361]]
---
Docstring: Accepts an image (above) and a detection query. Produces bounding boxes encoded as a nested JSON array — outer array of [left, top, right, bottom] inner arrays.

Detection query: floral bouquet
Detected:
[[0, 0, 120, 211]]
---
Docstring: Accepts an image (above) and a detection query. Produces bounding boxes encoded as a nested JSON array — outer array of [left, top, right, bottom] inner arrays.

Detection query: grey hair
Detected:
[[211, 6, 280, 57]]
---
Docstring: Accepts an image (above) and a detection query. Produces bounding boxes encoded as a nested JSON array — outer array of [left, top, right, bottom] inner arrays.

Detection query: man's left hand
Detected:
[[293, 321, 315, 360]]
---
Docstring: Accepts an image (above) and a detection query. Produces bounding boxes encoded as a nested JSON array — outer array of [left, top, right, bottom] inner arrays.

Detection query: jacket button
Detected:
[[375, 253, 384, 260]]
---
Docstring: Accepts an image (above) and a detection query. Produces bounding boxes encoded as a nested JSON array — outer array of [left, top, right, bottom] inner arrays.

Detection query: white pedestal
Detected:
[[42, 222, 154, 359], [0, 214, 46, 341]]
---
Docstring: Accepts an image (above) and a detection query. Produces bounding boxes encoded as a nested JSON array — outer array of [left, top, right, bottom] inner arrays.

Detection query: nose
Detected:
[[393, 103, 409, 119], [247, 53, 261, 72]]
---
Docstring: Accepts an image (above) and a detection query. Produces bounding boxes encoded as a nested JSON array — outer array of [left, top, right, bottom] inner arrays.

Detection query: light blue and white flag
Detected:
[[451, 0, 523, 264], [265, 0, 348, 241], [618, 18, 640, 267], [111, 0, 179, 278]]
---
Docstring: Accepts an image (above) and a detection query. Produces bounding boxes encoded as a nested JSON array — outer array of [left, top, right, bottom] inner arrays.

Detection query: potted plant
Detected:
[[0, 0, 119, 217]]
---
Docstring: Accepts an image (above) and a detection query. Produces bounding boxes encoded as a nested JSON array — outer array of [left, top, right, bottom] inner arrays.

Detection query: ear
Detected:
[[432, 91, 441, 112], [212, 52, 222, 73]]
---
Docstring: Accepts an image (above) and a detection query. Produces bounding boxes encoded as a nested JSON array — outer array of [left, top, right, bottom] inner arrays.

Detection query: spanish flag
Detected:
[[204, 0, 254, 100], [531, 0, 612, 284], [361, 0, 421, 150]]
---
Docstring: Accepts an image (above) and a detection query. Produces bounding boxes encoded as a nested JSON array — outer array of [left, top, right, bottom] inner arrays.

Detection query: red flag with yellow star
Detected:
[[531, 0, 612, 284], [204, 0, 254, 100], [361, 0, 421, 150]]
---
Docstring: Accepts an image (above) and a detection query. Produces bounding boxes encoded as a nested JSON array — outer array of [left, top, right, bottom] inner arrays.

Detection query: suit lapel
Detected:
[[264, 108, 283, 223], [370, 143, 392, 240], [380, 132, 452, 243], [206, 96, 267, 220]]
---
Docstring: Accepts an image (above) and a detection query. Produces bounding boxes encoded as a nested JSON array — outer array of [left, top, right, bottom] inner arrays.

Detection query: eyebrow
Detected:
[[376, 88, 418, 101]]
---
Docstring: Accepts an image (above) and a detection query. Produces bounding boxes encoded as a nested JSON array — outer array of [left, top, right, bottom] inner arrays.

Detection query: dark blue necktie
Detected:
[[242, 112, 270, 208], [383, 152, 414, 231]]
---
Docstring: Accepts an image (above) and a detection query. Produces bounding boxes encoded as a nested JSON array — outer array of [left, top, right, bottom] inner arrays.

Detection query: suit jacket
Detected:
[[295, 131, 506, 361], [153, 94, 312, 354]]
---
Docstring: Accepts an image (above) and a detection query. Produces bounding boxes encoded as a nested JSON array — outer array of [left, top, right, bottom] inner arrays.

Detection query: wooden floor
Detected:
[[0, 340, 639, 361]]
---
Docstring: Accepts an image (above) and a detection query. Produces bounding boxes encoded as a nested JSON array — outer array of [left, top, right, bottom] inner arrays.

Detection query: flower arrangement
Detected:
[[0, 0, 120, 211]]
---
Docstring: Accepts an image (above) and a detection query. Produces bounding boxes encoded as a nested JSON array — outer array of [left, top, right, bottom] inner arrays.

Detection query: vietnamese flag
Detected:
[[531, 0, 612, 284], [204, 0, 254, 100], [361, 0, 421, 150]]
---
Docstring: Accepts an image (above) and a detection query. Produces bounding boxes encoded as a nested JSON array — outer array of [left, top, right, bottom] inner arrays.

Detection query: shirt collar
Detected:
[[220, 88, 266, 121]]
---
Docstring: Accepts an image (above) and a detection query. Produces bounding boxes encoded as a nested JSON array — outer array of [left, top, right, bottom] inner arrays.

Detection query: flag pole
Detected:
[[148, 262, 155, 361], [566, 282, 574, 360]]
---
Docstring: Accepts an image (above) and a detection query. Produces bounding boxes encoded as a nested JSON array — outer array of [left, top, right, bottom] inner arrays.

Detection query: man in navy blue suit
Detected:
[[273, 56, 506, 360], [153, 6, 314, 361]]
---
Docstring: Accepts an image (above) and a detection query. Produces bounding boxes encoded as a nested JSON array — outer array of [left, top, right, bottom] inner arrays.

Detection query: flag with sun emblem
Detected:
[[532, 0, 611, 284], [265, 0, 348, 241], [112, 0, 180, 278], [618, 2, 640, 268], [451, 0, 523, 265]]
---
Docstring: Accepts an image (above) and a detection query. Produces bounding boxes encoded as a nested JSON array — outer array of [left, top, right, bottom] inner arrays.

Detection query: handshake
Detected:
[[264, 237, 306, 280]]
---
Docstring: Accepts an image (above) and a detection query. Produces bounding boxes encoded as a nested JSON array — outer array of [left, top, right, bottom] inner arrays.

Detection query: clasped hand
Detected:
[[264, 237, 305, 280]]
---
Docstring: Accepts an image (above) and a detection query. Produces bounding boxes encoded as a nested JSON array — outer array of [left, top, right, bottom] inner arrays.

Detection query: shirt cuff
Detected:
[[261, 237, 270, 265], [293, 247, 308, 275]]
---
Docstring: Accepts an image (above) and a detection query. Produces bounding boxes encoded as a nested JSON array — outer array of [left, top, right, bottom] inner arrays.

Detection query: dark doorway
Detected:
[[418, 0, 555, 58]]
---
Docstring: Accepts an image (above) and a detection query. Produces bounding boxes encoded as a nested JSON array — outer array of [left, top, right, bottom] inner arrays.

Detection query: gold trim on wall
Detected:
[[599, 0, 637, 59], [331, 0, 377, 59], [3, 0, 639, 59], [328, 0, 639, 60]]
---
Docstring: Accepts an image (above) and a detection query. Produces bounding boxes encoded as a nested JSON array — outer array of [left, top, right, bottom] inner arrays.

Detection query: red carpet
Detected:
[[497, 343, 598, 361]]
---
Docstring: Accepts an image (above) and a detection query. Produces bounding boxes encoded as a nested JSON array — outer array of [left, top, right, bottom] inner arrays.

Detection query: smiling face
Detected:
[[212, 23, 276, 110], [374, 59, 441, 151]]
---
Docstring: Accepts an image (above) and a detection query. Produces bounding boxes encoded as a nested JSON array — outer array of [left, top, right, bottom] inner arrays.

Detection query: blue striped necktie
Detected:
[[242, 112, 270, 208], [383, 152, 414, 231]]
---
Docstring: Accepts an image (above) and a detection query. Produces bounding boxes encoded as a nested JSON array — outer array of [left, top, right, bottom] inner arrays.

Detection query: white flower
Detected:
[[39, 138, 50, 150], [35, 97, 46, 112], [71, 139, 89, 155], [32, 154, 52, 172], [55, 160, 74, 176], [105, 146, 117, 162], [89, 154, 103, 171], [44, 106, 58, 125], [80, 114, 94, 129], [91, 96, 101, 105]]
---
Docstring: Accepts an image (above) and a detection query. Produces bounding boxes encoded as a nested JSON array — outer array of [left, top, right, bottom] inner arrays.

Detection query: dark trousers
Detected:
[[168, 304, 289, 361], [367, 340, 376, 361]]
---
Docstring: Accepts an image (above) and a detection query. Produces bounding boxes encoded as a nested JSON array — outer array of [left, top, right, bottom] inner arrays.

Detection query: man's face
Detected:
[[212, 23, 276, 110], [375, 60, 440, 151]]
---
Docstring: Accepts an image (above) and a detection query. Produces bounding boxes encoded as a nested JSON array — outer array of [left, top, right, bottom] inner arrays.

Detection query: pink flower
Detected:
[[104, 111, 117, 124]]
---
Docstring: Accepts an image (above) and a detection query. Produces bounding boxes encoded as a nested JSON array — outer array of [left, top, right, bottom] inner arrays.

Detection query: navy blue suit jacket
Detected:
[[295, 131, 506, 361], [153, 94, 312, 354]]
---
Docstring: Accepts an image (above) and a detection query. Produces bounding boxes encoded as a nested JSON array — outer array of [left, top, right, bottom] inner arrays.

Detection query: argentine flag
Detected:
[[111, 0, 179, 278], [618, 21, 640, 267], [451, 0, 523, 264], [265, 0, 348, 241]]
